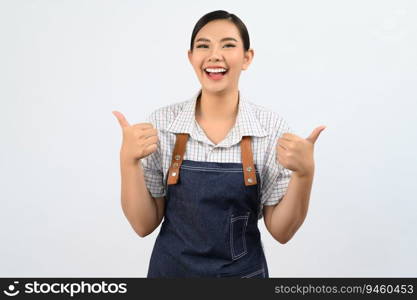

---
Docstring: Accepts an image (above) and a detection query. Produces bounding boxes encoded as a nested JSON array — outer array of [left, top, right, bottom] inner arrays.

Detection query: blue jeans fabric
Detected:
[[147, 159, 269, 278]]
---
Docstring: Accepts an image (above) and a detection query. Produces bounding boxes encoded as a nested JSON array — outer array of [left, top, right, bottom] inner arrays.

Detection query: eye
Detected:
[[195, 44, 236, 49]]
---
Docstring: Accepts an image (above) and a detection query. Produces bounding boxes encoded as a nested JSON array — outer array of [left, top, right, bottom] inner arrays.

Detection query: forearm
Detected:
[[120, 155, 158, 237], [270, 170, 314, 243]]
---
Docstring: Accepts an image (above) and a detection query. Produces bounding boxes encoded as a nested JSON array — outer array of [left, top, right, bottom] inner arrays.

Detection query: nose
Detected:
[[208, 54, 222, 63], [208, 45, 223, 62]]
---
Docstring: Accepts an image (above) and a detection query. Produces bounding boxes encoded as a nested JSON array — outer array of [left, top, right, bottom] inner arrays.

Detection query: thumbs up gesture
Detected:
[[276, 126, 326, 177], [112, 110, 159, 165]]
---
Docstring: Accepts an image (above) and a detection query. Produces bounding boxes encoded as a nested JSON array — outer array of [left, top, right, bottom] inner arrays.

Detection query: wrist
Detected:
[[120, 153, 139, 167]]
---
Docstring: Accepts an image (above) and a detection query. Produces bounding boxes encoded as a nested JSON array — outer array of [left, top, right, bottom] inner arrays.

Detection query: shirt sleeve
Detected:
[[258, 117, 293, 218], [140, 112, 166, 198]]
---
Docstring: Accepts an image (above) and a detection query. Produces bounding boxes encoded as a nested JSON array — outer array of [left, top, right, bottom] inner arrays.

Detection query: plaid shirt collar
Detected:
[[166, 89, 268, 147]]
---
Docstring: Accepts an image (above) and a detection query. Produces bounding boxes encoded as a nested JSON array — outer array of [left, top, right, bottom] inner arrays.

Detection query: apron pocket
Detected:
[[230, 212, 250, 260]]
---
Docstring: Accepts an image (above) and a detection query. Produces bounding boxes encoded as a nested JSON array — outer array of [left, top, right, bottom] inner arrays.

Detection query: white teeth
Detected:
[[204, 68, 227, 73]]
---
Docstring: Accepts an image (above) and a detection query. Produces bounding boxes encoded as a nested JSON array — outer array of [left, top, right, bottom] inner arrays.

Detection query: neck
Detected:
[[196, 88, 239, 121]]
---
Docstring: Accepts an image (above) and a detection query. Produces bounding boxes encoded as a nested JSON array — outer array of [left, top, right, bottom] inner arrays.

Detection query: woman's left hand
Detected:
[[276, 126, 326, 177]]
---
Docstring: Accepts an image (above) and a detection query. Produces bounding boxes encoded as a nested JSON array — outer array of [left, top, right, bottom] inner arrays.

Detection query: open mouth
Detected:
[[204, 68, 228, 80]]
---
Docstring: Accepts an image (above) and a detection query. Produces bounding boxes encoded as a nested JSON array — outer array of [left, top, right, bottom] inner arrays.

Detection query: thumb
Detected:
[[306, 125, 326, 144], [112, 110, 130, 128]]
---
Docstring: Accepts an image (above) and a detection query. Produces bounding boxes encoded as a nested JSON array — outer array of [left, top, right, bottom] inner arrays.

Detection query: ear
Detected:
[[242, 48, 254, 70], [187, 49, 192, 64]]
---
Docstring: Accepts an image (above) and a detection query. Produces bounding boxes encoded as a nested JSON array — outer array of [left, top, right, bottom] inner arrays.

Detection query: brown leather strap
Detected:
[[240, 135, 257, 186], [167, 133, 257, 186], [167, 133, 189, 185]]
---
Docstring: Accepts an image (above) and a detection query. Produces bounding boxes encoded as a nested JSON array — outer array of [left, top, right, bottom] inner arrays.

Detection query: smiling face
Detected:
[[188, 19, 254, 95]]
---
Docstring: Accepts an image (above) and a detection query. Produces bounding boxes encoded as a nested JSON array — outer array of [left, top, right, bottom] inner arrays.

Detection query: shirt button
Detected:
[[246, 166, 252, 172], [171, 171, 177, 177], [173, 162, 179, 168], [247, 178, 253, 183], [174, 154, 181, 160]]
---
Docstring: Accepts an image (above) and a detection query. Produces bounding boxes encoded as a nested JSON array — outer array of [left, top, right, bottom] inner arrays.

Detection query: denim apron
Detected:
[[147, 133, 269, 278]]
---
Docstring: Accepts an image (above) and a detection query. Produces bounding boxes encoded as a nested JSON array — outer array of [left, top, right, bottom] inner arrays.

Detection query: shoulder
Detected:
[[244, 99, 292, 136], [145, 98, 189, 130]]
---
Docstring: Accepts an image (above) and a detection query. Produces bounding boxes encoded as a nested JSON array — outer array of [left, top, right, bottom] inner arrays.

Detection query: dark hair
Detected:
[[189, 10, 250, 52]]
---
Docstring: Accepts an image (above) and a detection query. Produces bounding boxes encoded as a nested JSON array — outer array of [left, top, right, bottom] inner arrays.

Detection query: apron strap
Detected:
[[167, 133, 257, 186], [240, 135, 257, 186], [167, 133, 189, 185]]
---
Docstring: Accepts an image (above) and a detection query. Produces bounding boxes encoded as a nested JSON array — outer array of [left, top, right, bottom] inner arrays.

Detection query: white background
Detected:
[[1, 0, 416, 277]]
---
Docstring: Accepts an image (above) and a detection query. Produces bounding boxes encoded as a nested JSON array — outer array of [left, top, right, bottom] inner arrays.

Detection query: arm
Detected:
[[120, 156, 165, 237], [264, 125, 325, 244], [113, 110, 165, 238], [264, 171, 313, 244]]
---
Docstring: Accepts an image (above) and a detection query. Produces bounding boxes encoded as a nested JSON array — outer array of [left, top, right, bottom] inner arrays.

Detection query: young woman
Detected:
[[113, 10, 325, 278]]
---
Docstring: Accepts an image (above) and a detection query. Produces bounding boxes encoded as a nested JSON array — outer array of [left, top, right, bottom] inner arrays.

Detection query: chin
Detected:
[[202, 86, 229, 94]]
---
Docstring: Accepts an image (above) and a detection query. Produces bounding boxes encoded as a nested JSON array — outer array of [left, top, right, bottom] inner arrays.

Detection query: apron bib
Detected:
[[147, 133, 269, 278]]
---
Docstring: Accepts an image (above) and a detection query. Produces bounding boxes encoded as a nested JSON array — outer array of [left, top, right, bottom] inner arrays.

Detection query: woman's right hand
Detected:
[[112, 110, 159, 164]]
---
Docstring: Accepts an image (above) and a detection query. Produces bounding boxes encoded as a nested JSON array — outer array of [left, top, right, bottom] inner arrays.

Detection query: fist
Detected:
[[112, 110, 159, 164], [276, 126, 326, 177]]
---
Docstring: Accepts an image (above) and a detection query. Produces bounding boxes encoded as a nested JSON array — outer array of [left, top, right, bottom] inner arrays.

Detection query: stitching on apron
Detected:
[[230, 213, 250, 260], [256, 172, 262, 219], [241, 267, 265, 278], [180, 166, 260, 173]]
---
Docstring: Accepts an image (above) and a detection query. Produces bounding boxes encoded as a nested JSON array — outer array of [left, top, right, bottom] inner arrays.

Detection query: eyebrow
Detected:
[[195, 37, 238, 43]]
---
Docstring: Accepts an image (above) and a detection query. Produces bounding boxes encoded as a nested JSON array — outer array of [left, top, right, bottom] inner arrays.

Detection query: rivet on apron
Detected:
[[246, 166, 252, 172], [171, 172, 177, 177], [247, 178, 253, 183], [175, 154, 181, 160]]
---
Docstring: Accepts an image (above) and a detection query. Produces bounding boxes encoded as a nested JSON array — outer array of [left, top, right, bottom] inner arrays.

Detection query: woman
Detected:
[[113, 10, 325, 278]]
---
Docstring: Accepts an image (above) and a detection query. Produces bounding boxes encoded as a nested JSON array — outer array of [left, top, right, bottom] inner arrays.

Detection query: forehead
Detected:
[[195, 19, 240, 41]]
